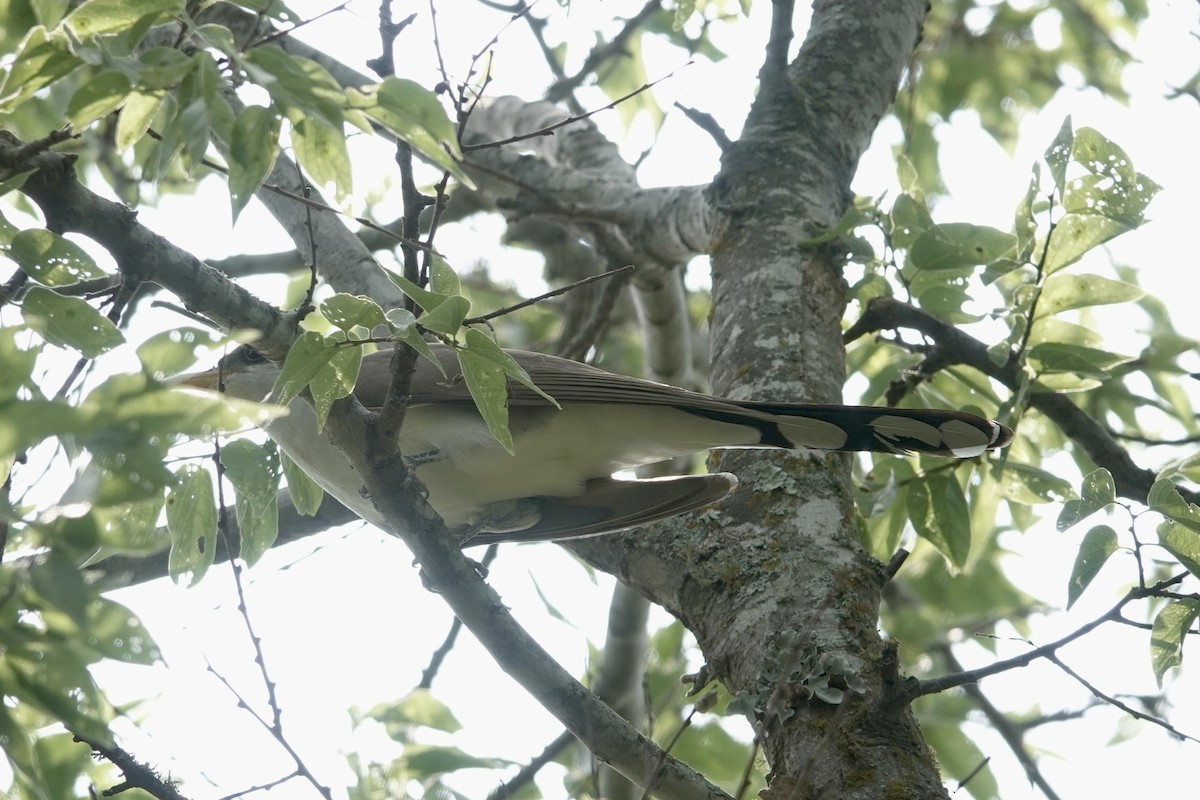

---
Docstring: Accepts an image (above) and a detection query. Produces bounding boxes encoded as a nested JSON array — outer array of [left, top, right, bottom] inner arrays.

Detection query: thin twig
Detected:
[[938, 645, 1062, 800], [914, 572, 1189, 699], [464, 264, 635, 325], [486, 730, 577, 800], [546, 0, 664, 103], [1045, 651, 1200, 744], [463, 64, 692, 152], [419, 544, 499, 689]]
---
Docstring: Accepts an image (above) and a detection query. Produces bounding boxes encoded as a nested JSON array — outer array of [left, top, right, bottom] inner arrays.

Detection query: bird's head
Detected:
[[176, 346, 283, 403]]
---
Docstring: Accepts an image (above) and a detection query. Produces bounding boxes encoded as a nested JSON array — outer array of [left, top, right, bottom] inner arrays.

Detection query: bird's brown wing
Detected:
[[461, 473, 737, 546], [350, 345, 1012, 456]]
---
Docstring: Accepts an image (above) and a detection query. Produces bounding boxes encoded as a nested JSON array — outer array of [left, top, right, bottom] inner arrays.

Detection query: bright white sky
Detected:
[[10, 1, 1200, 799]]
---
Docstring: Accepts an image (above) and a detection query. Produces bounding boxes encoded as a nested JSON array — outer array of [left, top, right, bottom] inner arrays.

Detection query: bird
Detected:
[[181, 344, 1013, 545]]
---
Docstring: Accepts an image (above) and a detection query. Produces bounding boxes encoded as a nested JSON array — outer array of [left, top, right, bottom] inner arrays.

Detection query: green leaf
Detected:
[[0, 27, 84, 110], [402, 744, 502, 778], [1042, 213, 1134, 275], [115, 89, 164, 152], [292, 114, 353, 198], [307, 340, 363, 431], [386, 270, 453, 314], [9, 229, 106, 286], [20, 286, 124, 357], [218, 441, 280, 566], [1148, 478, 1200, 534], [242, 47, 345, 125], [3, 648, 112, 747], [1158, 519, 1200, 579], [1027, 343, 1133, 379], [228, 105, 281, 222], [346, 77, 473, 187], [1150, 600, 1200, 687], [1026, 318, 1103, 349], [908, 223, 1016, 270], [1035, 273, 1142, 317], [458, 339, 514, 454], [93, 496, 166, 554], [322, 294, 386, 333], [417, 295, 470, 336], [136, 327, 223, 380], [61, 597, 161, 665], [166, 464, 217, 586], [367, 690, 463, 734], [30, 552, 90, 628], [64, 0, 183, 37], [220, 439, 281, 511], [275, 331, 342, 406], [429, 254, 462, 296], [994, 462, 1075, 505], [462, 328, 557, 407], [594, 29, 662, 131], [1057, 468, 1115, 531], [282, 453, 325, 516], [136, 47, 197, 89], [888, 192, 935, 249], [1044, 116, 1073, 195], [906, 474, 972, 568], [233, 490, 278, 566], [1067, 525, 1119, 609], [64, 69, 131, 131]]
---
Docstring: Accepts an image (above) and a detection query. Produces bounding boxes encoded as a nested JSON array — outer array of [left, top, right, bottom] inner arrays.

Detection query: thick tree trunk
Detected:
[[579, 1, 949, 797]]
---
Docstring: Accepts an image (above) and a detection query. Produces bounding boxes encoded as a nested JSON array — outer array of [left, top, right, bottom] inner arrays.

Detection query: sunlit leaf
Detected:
[[908, 223, 1016, 270], [271, 333, 364, 431], [387, 270, 453, 313], [308, 339, 363, 430], [463, 328, 557, 407], [1036, 273, 1142, 317], [292, 114, 353, 198], [1044, 116, 1073, 195], [458, 339, 513, 454], [64, 0, 183, 37], [1158, 519, 1200, 579], [282, 453, 325, 516], [1066, 525, 1119, 609], [1148, 479, 1200, 535], [9, 229, 106, 286], [1027, 343, 1133, 379], [115, 89, 165, 152], [346, 77, 472, 186], [20, 286, 124, 357], [242, 47, 345, 126], [0, 27, 84, 110], [361, 690, 463, 735], [229, 104, 281, 222], [906, 474, 971, 568], [1150, 600, 1200, 687], [166, 464, 216, 586], [994, 462, 1075, 505], [322, 294, 386, 333], [402, 744, 504, 778], [136, 327, 224, 380], [1057, 468, 1115, 531], [417, 295, 471, 336]]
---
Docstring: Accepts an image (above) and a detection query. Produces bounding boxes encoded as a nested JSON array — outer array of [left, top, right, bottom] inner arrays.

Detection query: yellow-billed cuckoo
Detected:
[[183, 345, 1013, 545]]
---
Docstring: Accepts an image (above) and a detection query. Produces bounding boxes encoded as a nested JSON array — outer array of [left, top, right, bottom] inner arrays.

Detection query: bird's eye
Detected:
[[242, 348, 267, 365]]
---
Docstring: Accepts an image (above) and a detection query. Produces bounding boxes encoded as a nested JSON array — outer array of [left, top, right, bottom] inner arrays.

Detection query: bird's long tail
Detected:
[[684, 403, 1013, 458]]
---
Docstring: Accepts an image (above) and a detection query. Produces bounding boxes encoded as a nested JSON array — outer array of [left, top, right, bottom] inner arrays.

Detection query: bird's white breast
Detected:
[[266, 400, 759, 533]]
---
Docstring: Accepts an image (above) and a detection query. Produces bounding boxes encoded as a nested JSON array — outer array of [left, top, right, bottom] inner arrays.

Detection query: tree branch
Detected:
[[844, 296, 1199, 506]]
